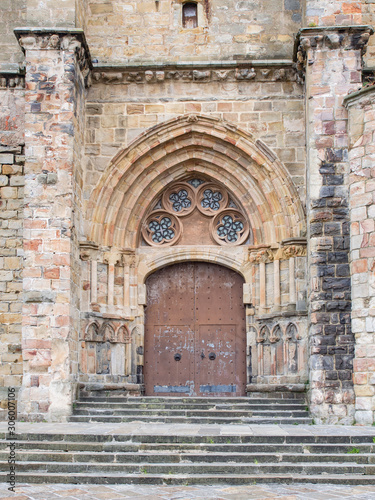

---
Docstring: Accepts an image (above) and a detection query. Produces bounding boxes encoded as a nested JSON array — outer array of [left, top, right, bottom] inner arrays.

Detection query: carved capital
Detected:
[[121, 250, 136, 267], [282, 245, 307, 259], [104, 251, 122, 266], [249, 247, 274, 264], [14, 28, 92, 86], [294, 26, 374, 76], [79, 241, 99, 261]]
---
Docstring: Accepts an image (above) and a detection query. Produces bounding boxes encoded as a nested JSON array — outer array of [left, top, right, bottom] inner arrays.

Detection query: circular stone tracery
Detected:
[[211, 209, 249, 246], [162, 183, 195, 216], [141, 178, 250, 247], [197, 183, 228, 215], [142, 212, 181, 246]]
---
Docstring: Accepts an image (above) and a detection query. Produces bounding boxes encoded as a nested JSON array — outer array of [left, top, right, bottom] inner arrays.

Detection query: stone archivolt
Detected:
[[88, 114, 305, 249], [141, 178, 250, 247]]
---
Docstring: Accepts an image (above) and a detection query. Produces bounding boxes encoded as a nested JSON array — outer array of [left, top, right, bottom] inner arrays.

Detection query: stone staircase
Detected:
[[69, 392, 312, 425], [2, 394, 375, 484], [2, 428, 375, 484]]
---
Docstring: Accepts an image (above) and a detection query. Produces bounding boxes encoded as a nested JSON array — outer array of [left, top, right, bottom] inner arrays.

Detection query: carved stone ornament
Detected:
[[249, 248, 274, 263], [14, 28, 92, 86], [282, 245, 307, 258], [91, 66, 298, 85], [142, 211, 182, 247], [257, 325, 269, 343], [79, 241, 99, 261], [84, 320, 131, 343], [294, 26, 373, 76], [0, 73, 25, 89], [141, 177, 250, 247], [211, 209, 249, 246], [270, 325, 282, 344]]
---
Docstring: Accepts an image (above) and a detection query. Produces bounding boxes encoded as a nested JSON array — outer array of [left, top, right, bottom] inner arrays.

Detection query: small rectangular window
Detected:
[[183, 2, 198, 29]]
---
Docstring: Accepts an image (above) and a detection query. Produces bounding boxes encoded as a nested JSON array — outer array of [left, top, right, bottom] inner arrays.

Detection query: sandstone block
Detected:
[[0, 175, 8, 186], [0, 154, 14, 164], [0, 187, 17, 199]]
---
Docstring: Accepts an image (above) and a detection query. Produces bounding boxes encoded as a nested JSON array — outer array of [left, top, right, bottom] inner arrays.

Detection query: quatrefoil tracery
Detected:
[[141, 178, 250, 247]]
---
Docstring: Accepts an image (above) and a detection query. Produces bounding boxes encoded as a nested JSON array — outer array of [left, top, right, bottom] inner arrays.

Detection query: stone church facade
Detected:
[[1, 0, 375, 425]]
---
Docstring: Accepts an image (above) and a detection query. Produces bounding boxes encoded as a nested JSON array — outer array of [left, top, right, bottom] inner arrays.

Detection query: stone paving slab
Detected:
[[1, 483, 375, 500], [1, 422, 375, 437]]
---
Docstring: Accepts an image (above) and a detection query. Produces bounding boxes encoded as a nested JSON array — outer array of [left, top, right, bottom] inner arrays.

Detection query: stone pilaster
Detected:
[[14, 28, 91, 421], [296, 26, 373, 423], [345, 86, 375, 425]]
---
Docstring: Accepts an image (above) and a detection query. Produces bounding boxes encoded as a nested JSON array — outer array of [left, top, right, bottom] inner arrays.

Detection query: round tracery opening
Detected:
[[140, 177, 251, 247]]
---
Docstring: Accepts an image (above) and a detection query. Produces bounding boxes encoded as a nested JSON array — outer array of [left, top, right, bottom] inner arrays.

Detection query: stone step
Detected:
[[74, 402, 308, 410], [72, 409, 256, 417], [1, 450, 373, 464], [72, 408, 309, 417], [8, 471, 375, 485], [5, 433, 374, 445], [81, 396, 253, 403], [68, 415, 313, 424], [78, 395, 306, 403], [0, 460, 368, 475], [3, 440, 375, 454]]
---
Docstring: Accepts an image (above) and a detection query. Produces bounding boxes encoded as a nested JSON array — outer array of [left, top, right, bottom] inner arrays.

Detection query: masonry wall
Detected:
[[83, 71, 306, 217], [299, 25, 373, 423], [0, 0, 25, 65], [0, 78, 25, 419], [84, 0, 302, 64], [345, 86, 375, 424]]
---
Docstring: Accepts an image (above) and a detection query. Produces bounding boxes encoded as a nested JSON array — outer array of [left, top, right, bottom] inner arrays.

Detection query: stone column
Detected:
[[345, 86, 375, 425], [15, 28, 91, 421], [296, 25, 373, 423]]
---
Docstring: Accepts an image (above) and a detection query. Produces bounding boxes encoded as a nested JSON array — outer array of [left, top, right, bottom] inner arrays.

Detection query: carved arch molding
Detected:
[[141, 177, 251, 247]]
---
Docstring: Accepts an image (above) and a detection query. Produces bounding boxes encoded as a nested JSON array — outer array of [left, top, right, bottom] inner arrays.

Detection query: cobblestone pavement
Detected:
[[1, 483, 375, 500]]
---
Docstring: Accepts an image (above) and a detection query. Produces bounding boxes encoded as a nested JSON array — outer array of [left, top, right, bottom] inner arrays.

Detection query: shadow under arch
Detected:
[[87, 114, 306, 248], [137, 246, 251, 285]]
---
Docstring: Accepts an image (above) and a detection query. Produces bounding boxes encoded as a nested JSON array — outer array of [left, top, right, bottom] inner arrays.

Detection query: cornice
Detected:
[[92, 62, 298, 85], [14, 27, 93, 86], [343, 84, 375, 108], [293, 25, 374, 78]]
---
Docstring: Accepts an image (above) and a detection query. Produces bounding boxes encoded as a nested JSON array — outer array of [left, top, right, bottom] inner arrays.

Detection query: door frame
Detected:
[[143, 261, 248, 397]]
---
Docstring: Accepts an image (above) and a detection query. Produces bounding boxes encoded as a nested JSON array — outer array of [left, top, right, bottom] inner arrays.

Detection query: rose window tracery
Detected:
[[142, 212, 181, 246], [212, 210, 248, 245], [188, 178, 205, 188], [141, 177, 250, 247], [201, 189, 223, 211], [169, 189, 192, 212]]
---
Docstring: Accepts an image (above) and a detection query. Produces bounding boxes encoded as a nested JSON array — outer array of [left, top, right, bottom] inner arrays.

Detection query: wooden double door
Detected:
[[144, 262, 246, 396]]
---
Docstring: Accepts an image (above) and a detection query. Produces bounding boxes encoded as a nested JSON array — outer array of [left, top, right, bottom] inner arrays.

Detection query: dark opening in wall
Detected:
[[183, 2, 198, 29]]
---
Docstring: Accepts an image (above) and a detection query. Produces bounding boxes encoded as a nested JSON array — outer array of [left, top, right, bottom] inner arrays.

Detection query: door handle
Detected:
[[201, 350, 205, 359], [209, 352, 216, 360]]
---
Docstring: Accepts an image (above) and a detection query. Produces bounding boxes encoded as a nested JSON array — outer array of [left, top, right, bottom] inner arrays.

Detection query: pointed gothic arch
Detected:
[[87, 115, 305, 249]]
